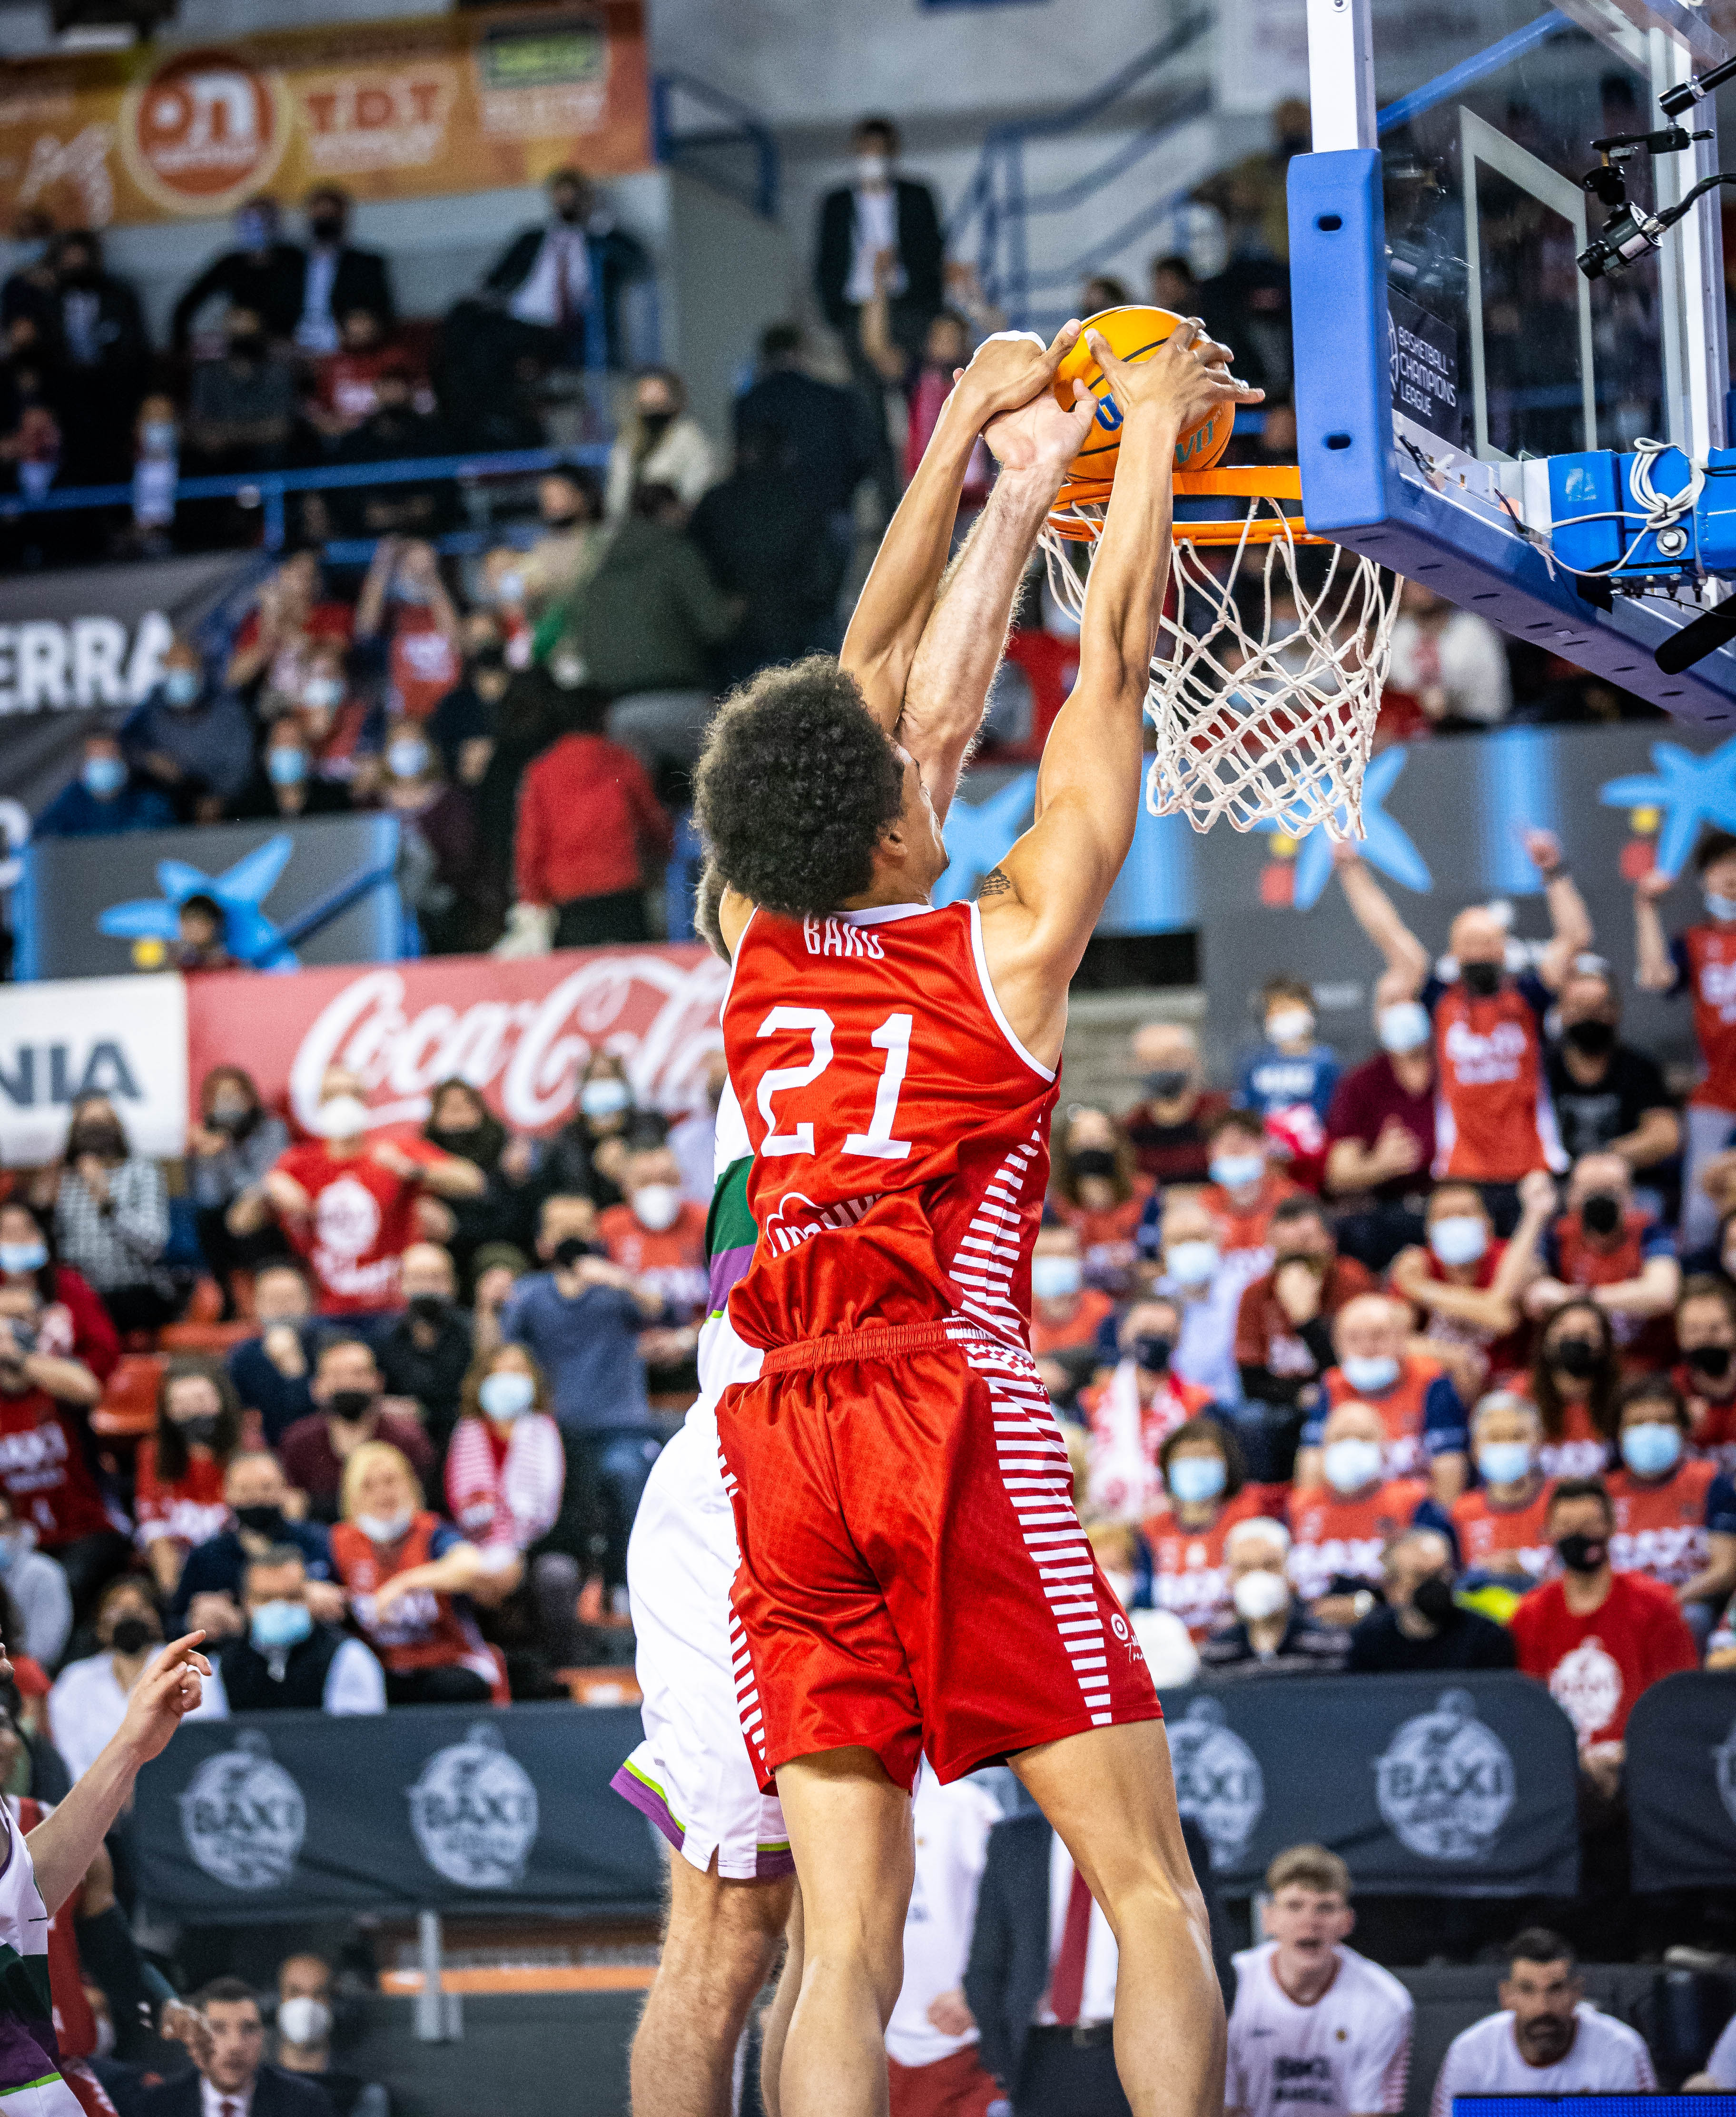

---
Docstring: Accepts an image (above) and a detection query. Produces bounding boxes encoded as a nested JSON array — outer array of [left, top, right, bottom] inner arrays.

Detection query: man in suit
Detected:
[[172, 197, 307, 349], [142, 1977, 335, 2116], [813, 115, 945, 502], [965, 1810, 1233, 2117], [477, 166, 648, 371], [293, 187, 395, 353], [19, 229, 149, 482]]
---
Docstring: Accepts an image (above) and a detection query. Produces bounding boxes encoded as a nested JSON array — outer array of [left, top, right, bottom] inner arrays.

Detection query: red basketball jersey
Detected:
[[722, 902, 1060, 1353], [1678, 923, 1736, 1109], [1608, 1456, 1719, 1587], [1450, 1479, 1558, 1585], [1288, 1478, 1430, 1602]]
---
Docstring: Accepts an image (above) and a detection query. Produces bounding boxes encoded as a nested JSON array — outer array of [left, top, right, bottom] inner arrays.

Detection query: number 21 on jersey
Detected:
[[756, 1005, 912, 1161]]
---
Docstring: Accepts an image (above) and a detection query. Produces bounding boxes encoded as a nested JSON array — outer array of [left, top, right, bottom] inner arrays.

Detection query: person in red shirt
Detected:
[[1298, 1294, 1470, 1503], [1029, 1220, 1115, 1409], [597, 1142, 709, 1323], [1523, 1152, 1681, 1366], [1080, 1297, 1213, 1518], [1521, 1299, 1621, 1479], [355, 534, 464, 723], [1123, 1021, 1232, 1186], [1144, 1417, 1278, 1639], [1322, 980, 1437, 1270], [306, 306, 413, 439], [1673, 1275, 1736, 1472], [1288, 1397, 1443, 1621], [1049, 1106, 1150, 1292], [1606, 1375, 1736, 1636], [1391, 1176, 1545, 1402], [135, 1359, 242, 1602], [1634, 830, 1736, 1250], [231, 1065, 484, 1318], [1202, 1108, 1299, 1266], [512, 694, 674, 949], [278, 1337, 434, 1526], [1510, 1477, 1697, 1784], [0, 1202, 118, 1388], [1336, 835, 1592, 1225], [1233, 1193, 1373, 1417], [1451, 1391, 1557, 1593]]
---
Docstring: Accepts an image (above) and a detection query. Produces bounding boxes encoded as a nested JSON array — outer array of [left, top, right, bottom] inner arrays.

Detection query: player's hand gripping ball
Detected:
[[1051, 305, 1236, 502]]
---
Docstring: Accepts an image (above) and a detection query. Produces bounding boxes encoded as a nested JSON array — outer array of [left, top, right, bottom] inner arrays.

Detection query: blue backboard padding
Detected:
[[1288, 150, 1390, 532]]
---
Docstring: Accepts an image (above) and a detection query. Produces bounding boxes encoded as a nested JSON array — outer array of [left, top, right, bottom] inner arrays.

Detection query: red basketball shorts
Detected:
[[715, 1320, 1162, 1794]]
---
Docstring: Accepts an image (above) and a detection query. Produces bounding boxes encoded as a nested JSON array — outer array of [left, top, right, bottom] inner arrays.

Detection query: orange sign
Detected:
[[0, 3, 649, 231]]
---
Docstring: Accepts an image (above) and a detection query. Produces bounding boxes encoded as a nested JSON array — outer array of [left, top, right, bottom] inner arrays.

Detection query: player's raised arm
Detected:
[[978, 323, 1260, 1064]]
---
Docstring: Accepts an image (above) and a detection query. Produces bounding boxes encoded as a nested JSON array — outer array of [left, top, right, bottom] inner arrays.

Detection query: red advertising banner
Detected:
[[184, 945, 726, 1139]]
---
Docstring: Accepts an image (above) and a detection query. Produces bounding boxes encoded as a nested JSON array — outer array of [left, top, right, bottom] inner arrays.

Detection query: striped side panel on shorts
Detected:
[[960, 1335, 1114, 1728], [945, 1123, 1043, 1345], [716, 1435, 770, 1777]]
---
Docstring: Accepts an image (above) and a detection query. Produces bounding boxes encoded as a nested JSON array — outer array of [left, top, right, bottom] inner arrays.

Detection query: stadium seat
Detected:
[[92, 1352, 164, 1439]]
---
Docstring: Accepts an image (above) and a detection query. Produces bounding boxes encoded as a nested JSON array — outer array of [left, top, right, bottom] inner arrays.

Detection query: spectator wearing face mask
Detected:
[[0, 1278, 118, 1614], [1522, 1299, 1621, 1479], [1200, 1518, 1350, 1676], [172, 1448, 339, 1636], [538, 1055, 648, 1211], [279, 1338, 434, 1527], [226, 1261, 322, 1448], [1153, 1195, 1246, 1404], [1145, 1418, 1273, 1638], [0, 1201, 117, 1388], [1511, 1478, 1696, 1788], [118, 640, 256, 825], [1236, 977, 1340, 1126], [187, 1066, 291, 1306], [426, 611, 512, 794], [46, 1577, 163, 1782], [356, 537, 463, 724], [372, 715, 485, 956], [1451, 1393, 1557, 1596], [135, 1359, 243, 1602], [1672, 1275, 1736, 1470], [1031, 1220, 1115, 1409], [1235, 1195, 1373, 1417], [0, 1493, 69, 1671], [1606, 1375, 1736, 1643], [1545, 966, 1678, 1186], [37, 1094, 173, 1334], [1085, 1521, 1201, 1685], [1348, 1527, 1515, 1674], [171, 195, 306, 347], [1390, 1176, 1547, 1404], [227, 548, 354, 698], [1337, 837, 1591, 1227], [374, 1244, 472, 1463], [1298, 1295, 1469, 1504], [191, 1547, 386, 1717], [596, 1145, 707, 1322], [33, 732, 174, 839], [1523, 1152, 1679, 1362], [1123, 1022, 1232, 1186], [274, 1950, 391, 2117], [1326, 983, 1440, 1271], [1288, 1399, 1449, 1624], [234, 714, 353, 822], [1081, 1299, 1214, 1519], [605, 366, 717, 521], [185, 304, 299, 474], [231, 1064, 484, 1319], [1634, 831, 1736, 1249], [1050, 1108, 1149, 1292], [1202, 1111, 1299, 1266], [418, 1078, 536, 1266]]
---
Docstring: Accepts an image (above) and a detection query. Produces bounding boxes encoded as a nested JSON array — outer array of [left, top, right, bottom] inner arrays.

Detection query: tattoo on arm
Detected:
[[976, 866, 1015, 900]]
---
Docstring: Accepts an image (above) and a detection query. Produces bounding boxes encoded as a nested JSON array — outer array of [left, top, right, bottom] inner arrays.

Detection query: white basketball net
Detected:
[[1039, 496, 1400, 839]]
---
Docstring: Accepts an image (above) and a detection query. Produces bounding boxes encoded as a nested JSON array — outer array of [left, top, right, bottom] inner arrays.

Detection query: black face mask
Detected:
[[69, 1124, 124, 1161], [308, 214, 344, 244], [1556, 1531, 1608, 1575], [638, 409, 675, 442], [1460, 961, 1502, 999], [1688, 1342, 1734, 1380], [1145, 1070, 1193, 1101], [109, 1616, 158, 1657], [234, 1504, 285, 1537], [542, 509, 585, 532], [1411, 1573, 1457, 1626], [1133, 1333, 1172, 1374], [177, 1414, 223, 1450], [1070, 1147, 1118, 1181], [324, 1389, 375, 1424], [553, 1236, 594, 1270], [1580, 1192, 1623, 1238], [1565, 1018, 1616, 1058], [470, 646, 506, 673], [227, 334, 266, 365], [1550, 1337, 1598, 1380], [207, 1105, 254, 1134], [408, 1292, 450, 1327]]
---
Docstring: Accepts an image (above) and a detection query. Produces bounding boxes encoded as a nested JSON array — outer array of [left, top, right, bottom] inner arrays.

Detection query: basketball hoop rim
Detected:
[[1045, 465, 1336, 547]]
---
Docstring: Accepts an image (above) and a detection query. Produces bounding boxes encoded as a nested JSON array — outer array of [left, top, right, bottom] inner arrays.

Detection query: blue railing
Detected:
[[651, 70, 780, 221], [0, 442, 612, 559], [947, 7, 1216, 331]]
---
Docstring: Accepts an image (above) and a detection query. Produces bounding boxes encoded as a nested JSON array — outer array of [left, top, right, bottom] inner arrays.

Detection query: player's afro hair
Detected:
[[695, 657, 905, 919]]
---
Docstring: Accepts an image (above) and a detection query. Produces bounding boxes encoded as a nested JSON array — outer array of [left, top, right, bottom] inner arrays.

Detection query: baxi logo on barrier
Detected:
[[1713, 1716, 1736, 1827], [1373, 1689, 1515, 1861], [1167, 1696, 1264, 1868], [407, 1723, 539, 1889], [179, 1732, 306, 1891]]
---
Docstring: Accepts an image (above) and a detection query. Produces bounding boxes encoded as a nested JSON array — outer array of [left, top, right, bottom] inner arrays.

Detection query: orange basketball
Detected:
[[1051, 305, 1235, 484]]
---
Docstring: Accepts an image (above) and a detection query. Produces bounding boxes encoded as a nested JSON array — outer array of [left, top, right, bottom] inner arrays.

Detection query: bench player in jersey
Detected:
[[612, 323, 1113, 2117], [699, 324, 1258, 2117], [0, 1627, 205, 2112]]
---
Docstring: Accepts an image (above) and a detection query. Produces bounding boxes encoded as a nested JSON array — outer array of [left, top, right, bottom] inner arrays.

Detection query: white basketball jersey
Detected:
[[1229, 1942, 1413, 2117], [884, 1772, 1003, 2070]]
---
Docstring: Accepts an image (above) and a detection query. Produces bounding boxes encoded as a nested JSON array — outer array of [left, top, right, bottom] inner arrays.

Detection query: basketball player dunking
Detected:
[[697, 323, 1260, 2116]]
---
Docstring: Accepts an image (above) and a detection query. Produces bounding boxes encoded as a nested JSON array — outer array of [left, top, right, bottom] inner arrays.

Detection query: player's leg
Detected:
[[760, 1884, 803, 2117], [772, 1748, 915, 2117], [1012, 1720, 1225, 2117], [632, 1851, 794, 2117]]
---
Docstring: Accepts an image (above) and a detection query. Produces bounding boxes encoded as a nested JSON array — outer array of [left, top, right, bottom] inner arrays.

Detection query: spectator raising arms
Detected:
[[135, 1359, 242, 1600]]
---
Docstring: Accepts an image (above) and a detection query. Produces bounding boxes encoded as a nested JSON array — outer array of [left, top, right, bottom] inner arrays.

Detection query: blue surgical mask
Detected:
[[1030, 1255, 1083, 1301], [82, 756, 124, 798], [162, 667, 201, 708], [1476, 1440, 1532, 1488], [267, 746, 308, 788], [1429, 1215, 1488, 1269], [250, 1599, 313, 1651], [0, 1242, 46, 1277], [1341, 1352, 1400, 1394], [303, 676, 344, 711], [387, 737, 430, 780], [1707, 889, 1736, 923], [1322, 1437, 1384, 1495], [1165, 1238, 1218, 1286], [1166, 1454, 1227, 1506], [1377, 1001, 1431, 1054], [478, 1369, 535, 1422], [1620, 1421, 1682, 1478], [580, 1078, 631, 1121], [1210, 1152, 1264, 1192]]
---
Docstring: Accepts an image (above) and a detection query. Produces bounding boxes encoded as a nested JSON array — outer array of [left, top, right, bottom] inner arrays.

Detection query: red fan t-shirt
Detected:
[[596, 1198, 709, 1321], [0, 1388, 118, 1548], [389, 607, 462, 721], [1451, 1478, 1557, 1587], [1510, 1569, 1696, 1746], [274, 1137, 439, 1314]]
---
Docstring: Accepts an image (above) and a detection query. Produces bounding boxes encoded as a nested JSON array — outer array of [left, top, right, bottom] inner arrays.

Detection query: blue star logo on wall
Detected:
[[932, 770, 1038, 907], [98, 836, 296, 969], [1258, 744, 1433, 909], [1599, 737, 1736, 876]]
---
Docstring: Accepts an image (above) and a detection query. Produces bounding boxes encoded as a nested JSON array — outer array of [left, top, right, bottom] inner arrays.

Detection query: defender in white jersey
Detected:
[[1227, 1845, 1412, 2117], [1429, 1929, 1656, 2117], [885, 1772, 1005, 2114]]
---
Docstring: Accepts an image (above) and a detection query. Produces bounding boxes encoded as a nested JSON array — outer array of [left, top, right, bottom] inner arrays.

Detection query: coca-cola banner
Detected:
[[184, 945, 727, 1137]]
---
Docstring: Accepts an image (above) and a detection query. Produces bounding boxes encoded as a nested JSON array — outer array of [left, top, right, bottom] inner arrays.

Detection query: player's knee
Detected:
[[661, 1869, 791, 1995]]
